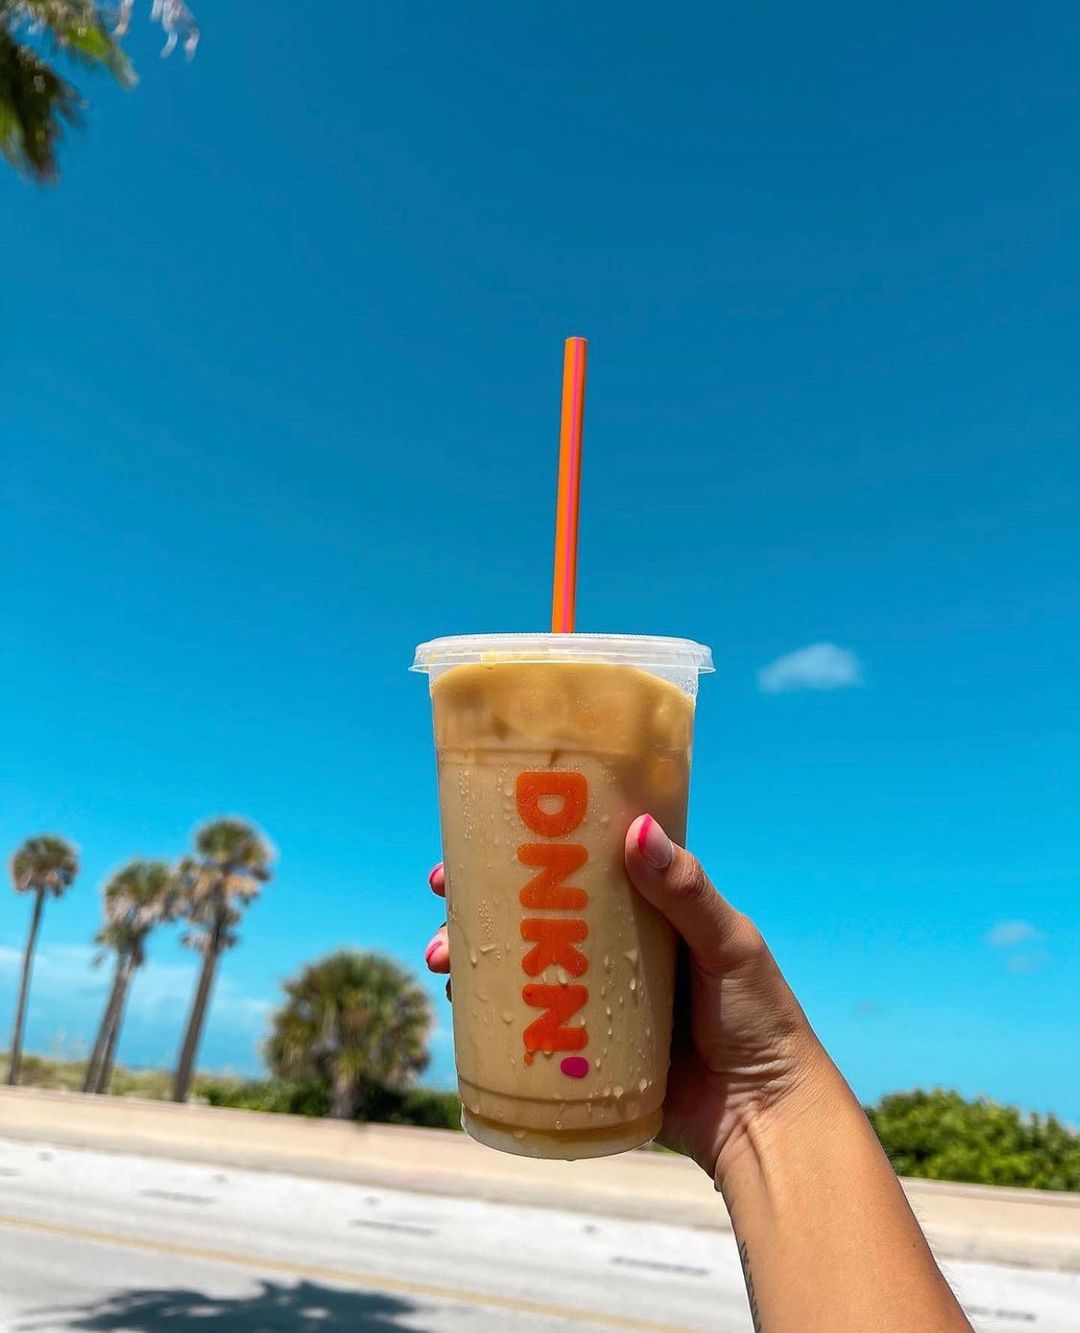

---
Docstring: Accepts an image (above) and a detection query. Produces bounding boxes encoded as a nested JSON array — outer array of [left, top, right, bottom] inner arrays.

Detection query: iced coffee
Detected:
[[414, 634, 712, 1160]]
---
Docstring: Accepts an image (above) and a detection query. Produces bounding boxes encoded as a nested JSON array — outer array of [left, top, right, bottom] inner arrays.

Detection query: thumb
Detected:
[[624, 814, 759, 974]]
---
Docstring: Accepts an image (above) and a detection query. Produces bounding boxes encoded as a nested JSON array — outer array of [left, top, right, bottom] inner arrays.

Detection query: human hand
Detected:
[[424, 813, 832, 1184]]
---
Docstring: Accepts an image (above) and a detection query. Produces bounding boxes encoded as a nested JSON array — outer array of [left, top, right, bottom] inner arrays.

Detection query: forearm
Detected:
[[717, 1054, 973, 1333]]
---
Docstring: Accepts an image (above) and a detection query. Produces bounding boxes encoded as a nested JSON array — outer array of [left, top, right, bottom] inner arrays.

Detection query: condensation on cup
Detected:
[[413, 633, 713, 1160]]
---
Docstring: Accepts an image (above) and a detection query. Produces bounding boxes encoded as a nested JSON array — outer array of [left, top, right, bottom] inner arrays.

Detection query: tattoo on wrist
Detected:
[[738, 1239, 763, 1333]]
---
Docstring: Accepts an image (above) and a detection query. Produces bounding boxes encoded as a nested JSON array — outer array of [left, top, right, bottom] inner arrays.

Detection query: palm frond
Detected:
[[93, 914, 144, 964], [266, 951, 433, 1100], [0, 27, 80, 181], [193, 818, 274, 877], [100, 857, 179, 949], [149, 0, 197, 59], [9, 2, 134, 84], [9, 833, 79, 895], [176, 819, 272, 953], [1, 0, 198, 183]]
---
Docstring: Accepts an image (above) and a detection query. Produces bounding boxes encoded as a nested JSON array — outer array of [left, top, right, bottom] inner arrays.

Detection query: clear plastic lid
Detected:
[[412, 633, 714, 696]]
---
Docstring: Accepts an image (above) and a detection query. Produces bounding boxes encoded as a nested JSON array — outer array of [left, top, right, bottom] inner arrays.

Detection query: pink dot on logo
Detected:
[[560, 1056, 589, 1079]]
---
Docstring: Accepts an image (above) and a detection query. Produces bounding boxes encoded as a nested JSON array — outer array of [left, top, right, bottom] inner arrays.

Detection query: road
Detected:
[[0, 1140, 1076, 1332]]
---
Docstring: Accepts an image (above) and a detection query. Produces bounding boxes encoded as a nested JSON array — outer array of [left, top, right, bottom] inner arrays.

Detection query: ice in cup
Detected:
[[413, 633, 713, 1159]]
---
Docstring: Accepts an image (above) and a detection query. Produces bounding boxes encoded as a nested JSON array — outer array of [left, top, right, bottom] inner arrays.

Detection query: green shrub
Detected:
[[200, 1078, 330, 1117], [198, 1077, 461, 1129], [866, 1089, 1080, 1191], [371, 1086, 462, 1130]]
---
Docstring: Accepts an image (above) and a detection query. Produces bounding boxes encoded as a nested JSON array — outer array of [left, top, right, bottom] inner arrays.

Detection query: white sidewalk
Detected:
[[2, 1135, 1077, 1333]]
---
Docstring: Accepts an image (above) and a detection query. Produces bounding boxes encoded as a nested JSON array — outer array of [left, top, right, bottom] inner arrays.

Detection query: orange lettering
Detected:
[[517, 843, 588, 910], [522, 984, 588, 1056], [521, 919, 589, 977], [516, 771, 587, 838]]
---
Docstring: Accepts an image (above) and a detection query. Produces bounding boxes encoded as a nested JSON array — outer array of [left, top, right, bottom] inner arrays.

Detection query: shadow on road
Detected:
[[19, 1277, 422, 1331]]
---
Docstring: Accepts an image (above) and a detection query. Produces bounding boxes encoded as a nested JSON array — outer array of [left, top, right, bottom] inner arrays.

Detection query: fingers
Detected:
[[425, 923, 449, 973], [430, 833, 759, 978], [624, 815, 761, 974], [425, 863, 450, 974]]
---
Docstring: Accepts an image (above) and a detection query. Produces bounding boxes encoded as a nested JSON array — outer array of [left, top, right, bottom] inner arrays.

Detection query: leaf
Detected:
[[265, 951, 434, 1117], [9, 2, 134, 86], [0, 30, 80, 182], [9, 830, 79, 892]]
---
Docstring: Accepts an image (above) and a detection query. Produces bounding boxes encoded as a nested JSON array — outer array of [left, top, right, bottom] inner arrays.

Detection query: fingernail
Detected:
[[636, 814, 673, 870], [428, 863, 443, 888], [424, 935, 443, 965]]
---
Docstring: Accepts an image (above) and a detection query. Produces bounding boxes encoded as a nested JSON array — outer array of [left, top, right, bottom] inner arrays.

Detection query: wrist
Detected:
[[712, 1039, 852, 1199], [709, 1048, 972, 1333]]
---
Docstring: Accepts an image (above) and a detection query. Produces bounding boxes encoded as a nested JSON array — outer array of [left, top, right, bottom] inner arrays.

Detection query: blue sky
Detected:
[[2, 2, 1078, 1117]]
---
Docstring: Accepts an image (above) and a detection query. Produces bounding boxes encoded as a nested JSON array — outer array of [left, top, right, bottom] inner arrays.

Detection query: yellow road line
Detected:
[[0, 1211, 690, 1332]]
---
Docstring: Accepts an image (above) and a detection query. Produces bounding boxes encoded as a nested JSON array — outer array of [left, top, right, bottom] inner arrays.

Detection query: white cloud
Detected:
[[757, 643, 864, 694], [1004, 951, 1051, 975], [986, 920, 1045, 949], [0, 940, 273, 1071], [0, 942, 101, 992]]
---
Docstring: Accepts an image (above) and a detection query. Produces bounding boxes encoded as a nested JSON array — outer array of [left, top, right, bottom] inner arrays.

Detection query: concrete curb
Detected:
[[2, 1087, 1077, 1272]]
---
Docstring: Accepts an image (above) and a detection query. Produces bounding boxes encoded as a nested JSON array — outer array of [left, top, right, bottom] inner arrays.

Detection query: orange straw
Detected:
[[551, 336, 588, 633]]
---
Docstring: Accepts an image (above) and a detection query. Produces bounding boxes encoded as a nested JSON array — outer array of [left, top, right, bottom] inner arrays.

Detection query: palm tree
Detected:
[[7, 834, 78, 1085], [84, 859, 177, 1094], [0, 1, 197, 184], [171, 818, 272, 1103], [84, 916, 139, 1093], [266, 951, 432, 1120]]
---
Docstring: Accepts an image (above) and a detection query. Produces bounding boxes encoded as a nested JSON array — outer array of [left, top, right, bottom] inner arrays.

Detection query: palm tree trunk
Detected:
[[95, 954, 136, 1094], [84, 954, 128, 1093], [171, 916, 222, 1103], [7, 890, 45, 1086], [331, 1070, 361, 1120]]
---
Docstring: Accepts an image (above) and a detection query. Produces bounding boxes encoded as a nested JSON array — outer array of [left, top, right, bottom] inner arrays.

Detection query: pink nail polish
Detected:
[[636, 814, 674, 870], [424, 936, 443, 965], [428, 863, 443, 888]]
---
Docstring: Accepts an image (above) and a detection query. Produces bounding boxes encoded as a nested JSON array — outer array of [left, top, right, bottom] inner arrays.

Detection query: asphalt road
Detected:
[[0, 1140, 1076, 1332]]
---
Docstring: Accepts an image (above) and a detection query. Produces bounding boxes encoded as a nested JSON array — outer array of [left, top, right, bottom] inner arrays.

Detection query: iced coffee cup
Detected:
[[412, 633, 712, 1159]]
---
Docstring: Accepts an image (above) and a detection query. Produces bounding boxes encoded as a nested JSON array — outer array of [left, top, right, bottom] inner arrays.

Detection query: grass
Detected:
[[1, 1052, 233, 1101], [0, 1052, 462, 1128]]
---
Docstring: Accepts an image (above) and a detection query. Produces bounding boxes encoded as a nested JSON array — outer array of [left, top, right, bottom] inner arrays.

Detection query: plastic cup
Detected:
[[412, 633, 713, 1159]]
